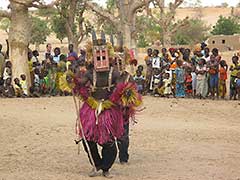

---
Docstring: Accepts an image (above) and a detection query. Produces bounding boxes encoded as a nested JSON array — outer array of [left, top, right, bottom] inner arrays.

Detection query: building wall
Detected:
[[206, 35, 240, 52]]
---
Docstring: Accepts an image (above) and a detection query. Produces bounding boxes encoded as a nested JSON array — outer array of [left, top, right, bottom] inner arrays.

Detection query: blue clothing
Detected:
[[175, 67, 185, 97], [176, 83, 185, 97], [209, 74, 219, 88]]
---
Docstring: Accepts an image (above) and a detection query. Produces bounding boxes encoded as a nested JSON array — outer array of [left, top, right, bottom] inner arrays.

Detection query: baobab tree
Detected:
[[86, 0, 152, 51], [0, 0, 58, 89], [147, 0, 189, 46], [55, 0, 92, 53]]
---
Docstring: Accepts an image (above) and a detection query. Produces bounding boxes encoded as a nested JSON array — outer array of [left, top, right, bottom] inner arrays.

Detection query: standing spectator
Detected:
[[152, 49, 161, 70], [0, 44, 5, 85], [207, 55, 219, 100], [133, 70, 145, 94], [32, 50, 39, 63], [163, 73, 172, 97], [229, 56, 240, 100], [185, 67, 193, 97], [235, 72, 240, 100], [67, 44, 78, 62], [204, 47, 210, 62], [219, 60, 228, 99], [175, 60, 185, 98], [45, 43, 53, 59], [196, 58, 208, 99], [53, 47, 61, 64], [144, 48, 152, 93], [212, 48, 221, 62]]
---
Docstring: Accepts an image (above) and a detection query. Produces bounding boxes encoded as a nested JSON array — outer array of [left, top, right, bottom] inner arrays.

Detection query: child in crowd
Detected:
[[191, 66, 197, 97], [14, 78, 23, 97], [134, 70, 145, 94], [235, 72, 240, 100], [196, 58, 208, 99], [185, 67, 193, 97], [152, 49, 161, 70], [144, 48, 153, 93], [41, 70, 49, 95], [31, 68, 41, 97], [59, 64, 74, 96], [175, 60, 185, 98], [20, 74, 28, 96], [207, 55, 219, 100], [150, 68, 161, 96], [49, 62, 57, 96], [219, 60, 228, 99], [3, 61, 12, 85], [229, 56, 240, 100], [3, 77, 15, 98], [163, 73, 172, 97]]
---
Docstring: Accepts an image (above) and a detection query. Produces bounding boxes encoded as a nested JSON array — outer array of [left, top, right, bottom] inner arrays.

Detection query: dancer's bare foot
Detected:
[[102, 171, 113, 178], [88, 168, 99, 177]]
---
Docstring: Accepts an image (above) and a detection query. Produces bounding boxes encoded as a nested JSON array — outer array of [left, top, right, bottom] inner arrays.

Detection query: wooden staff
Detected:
[[72, 93, 96, 170]]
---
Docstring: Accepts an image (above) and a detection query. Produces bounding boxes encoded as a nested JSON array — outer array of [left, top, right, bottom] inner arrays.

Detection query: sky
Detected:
[[0, 0, 239, 9]]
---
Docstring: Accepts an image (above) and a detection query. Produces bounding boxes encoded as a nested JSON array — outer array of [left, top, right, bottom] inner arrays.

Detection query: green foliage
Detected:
[[137, 34, 148, 48], [51, 15, 68, 43], [30, 16, 51, 45], [136, 15, 162, 47], [36, 8, 57, 21], [0, 18, 10, 33], [172, 18, 210, 45], [211, 16, 240, 35], [106, 0, 117, 11]]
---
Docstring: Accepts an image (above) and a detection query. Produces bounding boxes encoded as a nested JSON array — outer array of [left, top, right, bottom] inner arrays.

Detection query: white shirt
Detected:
[[152, 57, 161, 69]]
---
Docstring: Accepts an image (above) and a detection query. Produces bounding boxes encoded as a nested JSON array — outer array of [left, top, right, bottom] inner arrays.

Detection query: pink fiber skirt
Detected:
[[79, 102, 124, 145]]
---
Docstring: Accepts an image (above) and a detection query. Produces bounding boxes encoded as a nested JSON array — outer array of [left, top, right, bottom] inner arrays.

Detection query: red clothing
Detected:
[[219, 67, 227, 80]]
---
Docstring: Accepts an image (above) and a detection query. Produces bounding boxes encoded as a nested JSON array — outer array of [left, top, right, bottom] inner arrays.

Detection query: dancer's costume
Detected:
[[70, 31, 142, 175]]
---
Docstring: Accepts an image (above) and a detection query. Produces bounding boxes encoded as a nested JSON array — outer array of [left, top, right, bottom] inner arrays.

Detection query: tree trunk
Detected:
[[9, 1, 31, 89], [123, 24, 132, 48], [116, 32, 123, 50], [35, 43, 40, 51]]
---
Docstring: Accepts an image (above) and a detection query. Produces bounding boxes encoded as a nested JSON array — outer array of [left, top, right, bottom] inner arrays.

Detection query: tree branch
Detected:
[[85, 1, 119, 25], [0, 10, 11, 18], [130, 0, 152, 14], [30, 0, 60, 9], [171, 16, 189, 34]]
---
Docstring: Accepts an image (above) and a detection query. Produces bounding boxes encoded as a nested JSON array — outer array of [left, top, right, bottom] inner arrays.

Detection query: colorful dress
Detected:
[[219, 67, 227, 98], [175, 67, 185, 97]]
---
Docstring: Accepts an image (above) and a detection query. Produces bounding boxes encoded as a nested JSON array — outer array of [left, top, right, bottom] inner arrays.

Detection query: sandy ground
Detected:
[[1, 96, 240, 180]]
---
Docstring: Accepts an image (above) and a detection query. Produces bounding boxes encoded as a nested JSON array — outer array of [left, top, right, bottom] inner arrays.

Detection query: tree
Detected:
[[30, 16, 51, 49], [220, 2, 228, 8], [147, 0, 189, 46], [211, 16, 240, 35], [172, 18, 210, 45], [51, 15, 68, 43], [0, 0, 58, 90], [55, 0, 92, 52], [86, 0, 152, 50], [135, 15, 162, 47]]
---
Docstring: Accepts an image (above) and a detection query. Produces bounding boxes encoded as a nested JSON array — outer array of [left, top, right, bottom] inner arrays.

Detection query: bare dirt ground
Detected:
[[1, 97, 240, 180]]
